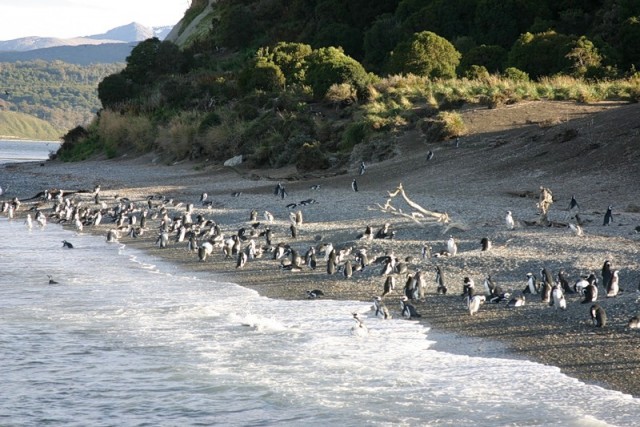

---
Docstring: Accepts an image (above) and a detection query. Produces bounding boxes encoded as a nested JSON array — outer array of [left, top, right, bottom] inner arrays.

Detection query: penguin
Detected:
[[606, 270, 620, 297], [467, 294, 486, 316], [327, 257, 336, 275], [156, 231, 169, 249], [462, 277, 475, 297], [568, 223, 583, 236], [557, 270, 575, 294], [274, 182, 283, 196], [381, 276, 395, 297], [505, 210, 515, 230], [628, 316, 640, 329], [290, 224, 298, 239], [568, 195, 579, 211], [540, 267, 554, 303], [446, 236, 457, 256], [306, 289, 324, 299], [351, 179, 358, 192], [359, 161, 366, 175], [524, 272, 539, 295], [400, 296, 421, 319], [62, 240, 74, 249], [198, 242, 214, 261], [199, 192, 208, 203], [372, 296, 391, 319], [421, 244, 431, 259], [351, 313, 368, 336], [250, 209, 258, 221], [47, 275, 59, 285], [106, 229, 119, 243], [480, 237, 491, 251], [603, 205, 613, 226], [435, 265, 447, 294], [236, 251, 248, 269], [601, 261, 612, 291], [507, 293, 526, 307], [375, 223, 391, 239], [343, 260, 353, 279], [590, 304, 607, 327], [582, 278, 598, 304], [426, 150, 434, 161], [551, 282, 567, 310]]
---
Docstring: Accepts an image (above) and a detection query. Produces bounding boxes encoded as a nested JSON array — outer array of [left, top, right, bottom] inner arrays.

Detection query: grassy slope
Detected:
[[0, 111, 62, 141]]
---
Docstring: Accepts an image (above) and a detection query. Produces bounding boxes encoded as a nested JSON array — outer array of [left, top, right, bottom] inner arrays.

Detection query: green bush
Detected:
[[296, 141, 330, 171], [420, 111, 467, 142], [305, 47, 372, 100], [387, 31, 461, 79]]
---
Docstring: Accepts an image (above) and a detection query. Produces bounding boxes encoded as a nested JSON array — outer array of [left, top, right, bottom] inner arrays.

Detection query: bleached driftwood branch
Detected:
[[369, 183, 468, 232]]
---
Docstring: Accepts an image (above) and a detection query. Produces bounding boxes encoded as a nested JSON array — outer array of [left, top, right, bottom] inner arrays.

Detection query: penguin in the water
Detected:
[[590, 304, 607, 327], [62, 240, 74, 249], [372, 296, 391, 319], [351, 312, 368, 336], [603, 205, 613, 226], [47, 275, 59, 285]]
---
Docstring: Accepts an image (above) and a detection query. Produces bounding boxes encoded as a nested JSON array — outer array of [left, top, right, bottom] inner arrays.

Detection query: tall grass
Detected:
[[97, 110, 156, 158]]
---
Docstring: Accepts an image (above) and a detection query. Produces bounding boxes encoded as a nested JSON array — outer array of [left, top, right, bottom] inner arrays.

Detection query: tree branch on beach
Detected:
[[369, 183, 468, 232]]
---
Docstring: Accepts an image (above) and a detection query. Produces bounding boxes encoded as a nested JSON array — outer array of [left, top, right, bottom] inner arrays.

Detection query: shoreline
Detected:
[[2, 154, 640, 398]]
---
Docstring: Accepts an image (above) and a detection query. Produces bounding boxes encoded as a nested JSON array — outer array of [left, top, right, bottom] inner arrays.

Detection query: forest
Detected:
[[53, 0, 640, 166], [0, 61, 124, 133]]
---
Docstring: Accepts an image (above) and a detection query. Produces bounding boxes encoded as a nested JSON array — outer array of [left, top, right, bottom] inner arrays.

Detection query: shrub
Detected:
[[156, 112, 199, 161], [296, 141, 330, 171], [503, 67, 530, 82], [420, 111, 467, 141], [305, 47, 372, 100], [97, 110, 156, 156], [340, 121, 370, 151], [324, 83, 357, 107], [387, 31, 461, 79]]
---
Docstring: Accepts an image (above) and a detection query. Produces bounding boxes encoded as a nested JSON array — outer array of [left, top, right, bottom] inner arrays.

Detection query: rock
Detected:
[[224, 155, 243, 167]]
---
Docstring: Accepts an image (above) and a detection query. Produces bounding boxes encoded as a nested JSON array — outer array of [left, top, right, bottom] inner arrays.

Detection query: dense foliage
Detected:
[[59, 0, 640, 167], [0, 60, 124, 131]]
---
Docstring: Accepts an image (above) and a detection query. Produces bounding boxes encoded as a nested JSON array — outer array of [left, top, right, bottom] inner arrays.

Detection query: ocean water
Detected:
[[0, 139, 60, 165], [2, 146, 640, 426]]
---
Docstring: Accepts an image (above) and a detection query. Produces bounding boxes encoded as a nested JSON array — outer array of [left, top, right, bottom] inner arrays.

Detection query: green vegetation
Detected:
[[0, 60, 124, 132], [57, 0, 640, 170], [0, 110, 62, 141]]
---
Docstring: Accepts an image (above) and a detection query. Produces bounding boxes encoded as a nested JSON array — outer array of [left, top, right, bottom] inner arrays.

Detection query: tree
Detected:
[[305, 47, 372, 100], [387, 31, 461, 78], [257, 42, 312, 85], [239, 59, 286, 93], [459, 44, 507, 74], [363, 14, 403, 72], [98, 71, 134, 109], [507, 31, 573, 78], [565, 36, 602, 77], [125, 37, 161, 83]]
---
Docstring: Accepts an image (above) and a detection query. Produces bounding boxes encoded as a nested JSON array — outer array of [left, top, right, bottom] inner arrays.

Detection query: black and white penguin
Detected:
[[351, 313, 369, 336], [446, 236, 457, 257], [480, 237, 491, 251], [590, 304, 607, 327], [359, 161, 366, 175], [603, 205, 613, 226], [505, 210, 515, 230], [306, 289, 325, 299], [62, 240, 74, 249], [507, 293, 526, 307], [426, 150, 434, 161], [540, 267, 553, 303], [606, 270, 620, 297], [351, 179, 358, 192], [400, 296, 421, 319], [582, 278, 598, 304], [524, 272, 539, 295], [343, 260, 353, 279], [484, 275, 508, 303], [47, 275, 59, 285], [601, 260, 613, 291], [421, 244, 431, 259], [236, 251, 248, 269], [568, 195, 579, 211], [550, 282, 567, 310], [372, 296, 391, 319], [435, 265, 447, 294], [557, 270, 575, 294], [382, 275, 395, 297], [461, 277, 475, 297], [290, 224, 298, 239], [628, 316, 640, 329], [467, 293, 486, 316]]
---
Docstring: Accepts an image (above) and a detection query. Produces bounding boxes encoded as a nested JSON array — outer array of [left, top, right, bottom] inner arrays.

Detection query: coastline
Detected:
[[2, 152, 639, 398]]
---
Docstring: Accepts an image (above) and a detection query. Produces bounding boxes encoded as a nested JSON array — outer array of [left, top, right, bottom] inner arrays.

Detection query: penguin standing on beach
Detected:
[[351, 179, 359, 192], [359, 161, 366, 175], [381, 275, 395, 297], [446, 236, 457, 257], [590, 304, 607, 327], [606, 270, 620, 297], [603, 205, 613, 226], [505, 210, 515, 230], [540, 268, 554, 303], [601, 261, 613, 291], [524, 272, 539, 295], [480, 237, 491, 251], [435, 265, 447, 294], [400, 296, 421, 319], [581, 276, 598, 303], [550, 282, 567, 310]]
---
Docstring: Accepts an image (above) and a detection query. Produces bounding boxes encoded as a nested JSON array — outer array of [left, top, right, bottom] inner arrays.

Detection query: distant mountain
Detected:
[[0, 22, 173, 53], [86, 22, 155, 43], [0, 43, 133, 65]]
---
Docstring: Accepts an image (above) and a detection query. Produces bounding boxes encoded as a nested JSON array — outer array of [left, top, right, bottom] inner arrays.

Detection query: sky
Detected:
[[0, 0, 190, 40]]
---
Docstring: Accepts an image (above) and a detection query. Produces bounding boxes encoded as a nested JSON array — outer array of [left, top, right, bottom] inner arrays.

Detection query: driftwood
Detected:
[[369, 183, 468, 233]]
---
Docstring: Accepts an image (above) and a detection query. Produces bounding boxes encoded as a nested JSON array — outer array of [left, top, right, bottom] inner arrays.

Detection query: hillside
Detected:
[[0, 44, 133, 65], [0, 110, 62, 141]]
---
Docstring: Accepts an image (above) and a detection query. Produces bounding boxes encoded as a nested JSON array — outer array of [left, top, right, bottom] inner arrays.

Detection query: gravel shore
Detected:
[[2, 141, 639, 397]]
